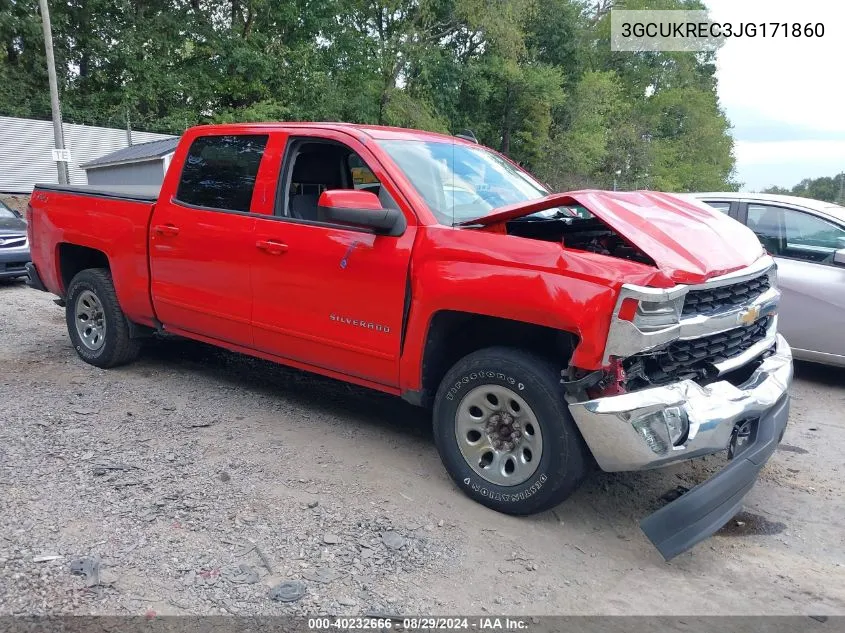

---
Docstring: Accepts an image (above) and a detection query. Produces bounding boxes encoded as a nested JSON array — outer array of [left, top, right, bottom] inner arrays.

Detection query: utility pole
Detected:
[[838, 171, 845, 204], [126, 109, 133, 146], [39, 0, 69, 184]]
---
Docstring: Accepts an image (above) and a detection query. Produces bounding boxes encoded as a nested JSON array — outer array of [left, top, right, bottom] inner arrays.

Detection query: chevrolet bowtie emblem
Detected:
[[738, 305, 761, 325]]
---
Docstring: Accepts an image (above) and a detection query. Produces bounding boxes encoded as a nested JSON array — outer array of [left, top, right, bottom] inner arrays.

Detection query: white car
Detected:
[[688, 192, 845, 367]]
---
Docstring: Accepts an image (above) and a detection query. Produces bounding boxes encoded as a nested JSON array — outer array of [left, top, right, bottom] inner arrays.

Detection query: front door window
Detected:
[[746, 204, 845, 263]]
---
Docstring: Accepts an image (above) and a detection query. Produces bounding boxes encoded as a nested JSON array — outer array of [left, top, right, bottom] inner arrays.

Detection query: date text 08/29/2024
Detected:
[[307, 617, 531, 630]]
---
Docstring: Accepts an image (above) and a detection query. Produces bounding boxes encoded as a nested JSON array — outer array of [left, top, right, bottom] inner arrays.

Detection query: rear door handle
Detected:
[[256, 239, 288, 255], [153, 224, 180, 237]]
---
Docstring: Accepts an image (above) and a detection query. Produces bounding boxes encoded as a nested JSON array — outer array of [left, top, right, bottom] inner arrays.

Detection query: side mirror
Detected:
[[834, 249, 845, 266], [317, 190, 405, 236]]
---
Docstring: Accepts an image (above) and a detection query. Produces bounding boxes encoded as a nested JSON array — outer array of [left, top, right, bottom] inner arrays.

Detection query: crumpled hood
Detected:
[[459, 190, 765, 285]]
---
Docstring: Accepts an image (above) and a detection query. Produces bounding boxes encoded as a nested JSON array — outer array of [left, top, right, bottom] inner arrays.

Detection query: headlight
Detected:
[[618, 296, 683, 332], [767, 263, 778, 289], [636, 299, 683, 331], [632, 406, 689, 455]]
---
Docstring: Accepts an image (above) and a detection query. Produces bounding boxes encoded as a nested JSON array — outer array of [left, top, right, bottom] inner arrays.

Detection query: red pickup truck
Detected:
[[26, 123, 792, 559]]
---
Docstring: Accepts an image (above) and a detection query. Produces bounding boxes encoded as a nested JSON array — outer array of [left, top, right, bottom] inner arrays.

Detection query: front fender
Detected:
[[398, 227, 656, 393]]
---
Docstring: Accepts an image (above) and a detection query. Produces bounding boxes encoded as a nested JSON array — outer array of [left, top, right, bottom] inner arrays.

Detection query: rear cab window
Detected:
[[175, 135, 269, 212]]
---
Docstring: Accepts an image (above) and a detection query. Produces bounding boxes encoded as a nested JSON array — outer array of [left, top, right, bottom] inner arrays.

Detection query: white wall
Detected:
[[0, 116, 175, 193], [86, 159, 167, 187]]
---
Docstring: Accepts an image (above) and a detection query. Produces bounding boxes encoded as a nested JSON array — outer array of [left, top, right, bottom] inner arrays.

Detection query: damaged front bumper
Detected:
[[570, 333, 792, 472], [569, 333, 793, 559]]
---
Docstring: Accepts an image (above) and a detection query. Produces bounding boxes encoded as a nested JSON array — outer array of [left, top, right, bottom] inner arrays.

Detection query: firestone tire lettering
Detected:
[[444, 370, 522, 402], [467, 474, 548, 502]]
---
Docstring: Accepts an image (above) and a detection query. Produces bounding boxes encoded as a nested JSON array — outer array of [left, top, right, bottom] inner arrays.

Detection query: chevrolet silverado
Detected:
[[25, 123, 792, 559]]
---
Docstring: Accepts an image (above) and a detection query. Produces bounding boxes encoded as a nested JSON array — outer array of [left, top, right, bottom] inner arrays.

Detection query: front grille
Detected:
[[625, 316, 773, 389], [682, 274, 771, 316], [0, 234, 26, 249]]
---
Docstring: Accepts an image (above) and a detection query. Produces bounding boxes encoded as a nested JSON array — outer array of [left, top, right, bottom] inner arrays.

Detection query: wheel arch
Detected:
[[57, 243, 110, 296], [406, 310, 577, 408]]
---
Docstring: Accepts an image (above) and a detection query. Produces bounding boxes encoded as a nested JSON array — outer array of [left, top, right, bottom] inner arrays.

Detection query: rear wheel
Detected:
[[65, 268, 141, 368], [433, 347, 589, 515]]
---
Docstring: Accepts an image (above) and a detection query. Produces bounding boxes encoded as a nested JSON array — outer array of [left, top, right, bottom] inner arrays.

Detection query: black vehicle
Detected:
[[0, 200, 30, 280]]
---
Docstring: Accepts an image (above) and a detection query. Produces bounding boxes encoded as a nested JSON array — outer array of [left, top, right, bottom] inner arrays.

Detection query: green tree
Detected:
[[0, 0, 739, 194], [763, 173, 845, 204], [538, 70, 630, 190], [644, 87, 737, 191], [761, 186, 790, 195]]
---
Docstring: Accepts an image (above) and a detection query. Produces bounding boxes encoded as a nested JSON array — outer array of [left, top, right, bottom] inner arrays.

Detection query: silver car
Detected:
[[688, 192, 845, 367], [0, 200, 30, 281]]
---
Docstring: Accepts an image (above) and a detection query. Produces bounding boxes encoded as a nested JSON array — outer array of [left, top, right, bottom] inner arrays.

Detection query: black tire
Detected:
[[65, 268, 141, 368], [433, 346, 589, 515]]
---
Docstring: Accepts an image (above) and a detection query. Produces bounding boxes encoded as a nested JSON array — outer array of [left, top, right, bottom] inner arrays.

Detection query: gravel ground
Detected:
[[1, 279, 844, 616]]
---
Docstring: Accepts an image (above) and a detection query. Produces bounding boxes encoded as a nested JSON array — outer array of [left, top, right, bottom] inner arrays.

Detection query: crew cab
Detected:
[[25, 123, 793, 559]]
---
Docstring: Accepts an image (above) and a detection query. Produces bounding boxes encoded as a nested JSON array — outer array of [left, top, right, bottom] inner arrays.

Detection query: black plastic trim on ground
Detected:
[[640, 394, 790, 560]]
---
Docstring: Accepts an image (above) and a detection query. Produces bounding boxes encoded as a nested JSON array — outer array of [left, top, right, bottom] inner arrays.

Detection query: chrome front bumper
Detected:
[[569, 333, 793, 472]]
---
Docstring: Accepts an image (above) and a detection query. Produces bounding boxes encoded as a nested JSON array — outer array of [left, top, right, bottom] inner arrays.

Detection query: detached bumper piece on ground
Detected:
[[572, 334, 793, 559]]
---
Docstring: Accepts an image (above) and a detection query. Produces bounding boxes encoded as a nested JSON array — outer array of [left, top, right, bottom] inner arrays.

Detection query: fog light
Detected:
[[632, 407, 689, 455], [633, 415, 668, 455], [664, 406, 688, 445]]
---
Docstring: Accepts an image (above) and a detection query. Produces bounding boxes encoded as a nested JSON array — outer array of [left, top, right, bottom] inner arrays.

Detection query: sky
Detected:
[[705, 0, 845, 191]]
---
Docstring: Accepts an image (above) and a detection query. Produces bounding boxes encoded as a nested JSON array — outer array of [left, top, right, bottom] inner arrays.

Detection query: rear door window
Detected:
[[176, 135, 268, 212]]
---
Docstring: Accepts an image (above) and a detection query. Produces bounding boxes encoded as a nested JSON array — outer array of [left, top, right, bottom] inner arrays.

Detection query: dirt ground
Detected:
[[1, 279, 844, 616]]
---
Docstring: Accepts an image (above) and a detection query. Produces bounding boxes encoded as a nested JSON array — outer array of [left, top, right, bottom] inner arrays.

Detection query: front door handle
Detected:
[[256, 239, 288, 255], [153, 223, 180, 237]]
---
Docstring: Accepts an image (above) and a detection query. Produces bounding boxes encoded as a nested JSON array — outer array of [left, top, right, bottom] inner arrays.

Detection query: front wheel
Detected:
[[65, 268, 141, 368], [433, 347, 589, 515]]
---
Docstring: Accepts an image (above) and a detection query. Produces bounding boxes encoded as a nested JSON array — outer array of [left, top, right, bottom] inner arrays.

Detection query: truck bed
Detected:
[[29, 183, 159, 327], [34, 183, 160, 203]]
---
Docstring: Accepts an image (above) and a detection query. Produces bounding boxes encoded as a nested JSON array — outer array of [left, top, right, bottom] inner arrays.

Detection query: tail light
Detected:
[[26, 202, 34, 247]]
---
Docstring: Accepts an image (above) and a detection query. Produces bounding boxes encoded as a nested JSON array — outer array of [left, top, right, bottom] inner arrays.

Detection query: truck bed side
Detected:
[[29, 184, 159, 327]]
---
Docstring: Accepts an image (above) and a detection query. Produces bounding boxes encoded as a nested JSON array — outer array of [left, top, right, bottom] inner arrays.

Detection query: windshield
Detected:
[[0, 202, 17, 219], [378, 140, 550, 224]]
